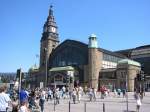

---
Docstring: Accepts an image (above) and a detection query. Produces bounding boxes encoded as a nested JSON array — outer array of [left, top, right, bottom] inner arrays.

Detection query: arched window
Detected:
[[50, 41, 88, 67]]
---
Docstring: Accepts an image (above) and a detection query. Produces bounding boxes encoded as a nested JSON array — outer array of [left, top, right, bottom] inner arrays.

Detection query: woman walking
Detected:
[[135, 92, 142, 112]]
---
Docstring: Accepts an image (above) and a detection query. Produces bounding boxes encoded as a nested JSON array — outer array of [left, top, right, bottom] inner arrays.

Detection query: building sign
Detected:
[[67, 71, 74, 77]]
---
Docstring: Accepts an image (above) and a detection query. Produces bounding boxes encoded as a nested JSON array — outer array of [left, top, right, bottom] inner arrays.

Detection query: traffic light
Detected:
[[137, 72, 146, 81], [137, 74, 141, 81], [141, 73, 145, 81], [140, 70, 145, 81], [16, 68, 21, 80], [21, 72, 24, 79], [70, 77, 73, 83]]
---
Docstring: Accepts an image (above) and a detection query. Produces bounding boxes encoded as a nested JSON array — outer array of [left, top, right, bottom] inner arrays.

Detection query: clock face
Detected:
[[51, 27, 56, 33]]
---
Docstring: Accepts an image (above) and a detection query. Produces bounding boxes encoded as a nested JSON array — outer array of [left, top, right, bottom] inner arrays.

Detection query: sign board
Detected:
[[40, 82, 44, 89], [67, 71, 74, 77]]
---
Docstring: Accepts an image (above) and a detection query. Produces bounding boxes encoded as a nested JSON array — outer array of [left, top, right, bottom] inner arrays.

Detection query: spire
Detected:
[[49, 5, 53, 16], [41, 5, 59, 41]]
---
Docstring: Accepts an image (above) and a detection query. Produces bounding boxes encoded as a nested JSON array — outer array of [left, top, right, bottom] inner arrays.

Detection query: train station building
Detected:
[[27, 6, 150, 92]]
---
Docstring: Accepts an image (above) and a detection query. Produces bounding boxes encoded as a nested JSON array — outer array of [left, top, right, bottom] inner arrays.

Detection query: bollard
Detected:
[[84, 102, 87, 112], [69, 101, 71, 112], [103, 103, 105, 112]]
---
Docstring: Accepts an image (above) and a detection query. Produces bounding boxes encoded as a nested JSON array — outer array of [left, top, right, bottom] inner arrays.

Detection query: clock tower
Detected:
[[40, 6, 59, 71]]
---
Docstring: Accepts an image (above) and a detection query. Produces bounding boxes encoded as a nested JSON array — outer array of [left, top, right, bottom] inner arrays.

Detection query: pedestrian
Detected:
[[47, 89, 52, 101], [92, 88, 97, 101], [113, 88, 117, 97], [134, 92, 142, 112], [69, 88, 73, 99], [117, 88, 121, 97], [122, 88, 126, 98], [39, 89, 46, 112], [18, 100, 29, 112], [0, 84, 11, 112], [62, 86, 66, 98], [72, 88, 77, 104], [140, 89, 144, 100], [19, 87, 29, 105], [77, 86, 83, 103], [54, 89, 60, 105], [100, 86, 105, 99], [88, 87, 93, 101], [28, 91, 38, 111]]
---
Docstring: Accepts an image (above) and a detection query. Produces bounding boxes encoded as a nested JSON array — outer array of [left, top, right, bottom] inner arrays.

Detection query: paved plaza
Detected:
[[44, 92, 150, 112]]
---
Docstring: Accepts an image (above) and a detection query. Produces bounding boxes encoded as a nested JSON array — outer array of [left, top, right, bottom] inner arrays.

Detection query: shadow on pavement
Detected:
[[123, 110, 136, 112]]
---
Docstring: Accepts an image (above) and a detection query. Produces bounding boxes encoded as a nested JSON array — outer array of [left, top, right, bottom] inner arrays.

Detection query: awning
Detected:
[[49, 66, 74, 72], [118, 59, 141, 67]]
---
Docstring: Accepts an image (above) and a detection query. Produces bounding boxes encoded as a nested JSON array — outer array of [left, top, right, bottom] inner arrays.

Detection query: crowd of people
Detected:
[[0, 84, 144, 112], [0, 85, 85, 112]]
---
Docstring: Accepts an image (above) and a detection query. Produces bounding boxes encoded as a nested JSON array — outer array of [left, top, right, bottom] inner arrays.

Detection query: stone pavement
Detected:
[[44, 92, 150, 112]]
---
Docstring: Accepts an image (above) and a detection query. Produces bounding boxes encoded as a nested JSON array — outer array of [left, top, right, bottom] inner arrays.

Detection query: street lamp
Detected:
[[126, 72, 128, 112], [16, 68, 22, 106], [44, 48, 48, 87]]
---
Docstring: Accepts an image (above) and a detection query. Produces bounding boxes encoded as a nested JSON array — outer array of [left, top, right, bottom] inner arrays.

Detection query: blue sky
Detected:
[[0, 0, 150, 72]]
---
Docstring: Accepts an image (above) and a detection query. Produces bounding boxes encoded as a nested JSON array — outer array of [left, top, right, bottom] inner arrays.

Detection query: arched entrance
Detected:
[[48, 66, 75, 88]]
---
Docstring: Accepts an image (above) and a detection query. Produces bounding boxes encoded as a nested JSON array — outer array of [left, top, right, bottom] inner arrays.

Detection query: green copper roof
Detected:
[[29, 65, 39, 72], [118, 59, 141, 67], [88, 34, 98, 48], [90, 34, 97, 38], [49, 66, 74, 72]]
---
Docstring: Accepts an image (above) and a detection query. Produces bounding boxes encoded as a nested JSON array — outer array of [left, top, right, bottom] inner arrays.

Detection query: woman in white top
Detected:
[[77, 87, 83, 103], [0, 85, 11, 112], [134, 92, 142, 112]]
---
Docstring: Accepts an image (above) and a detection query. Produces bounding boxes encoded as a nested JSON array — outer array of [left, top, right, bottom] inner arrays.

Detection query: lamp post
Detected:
[[126, 72, 128, 112], [44, 48, 48, 87], [140, 70, 145, 98], [17, 68, 22, 106]]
